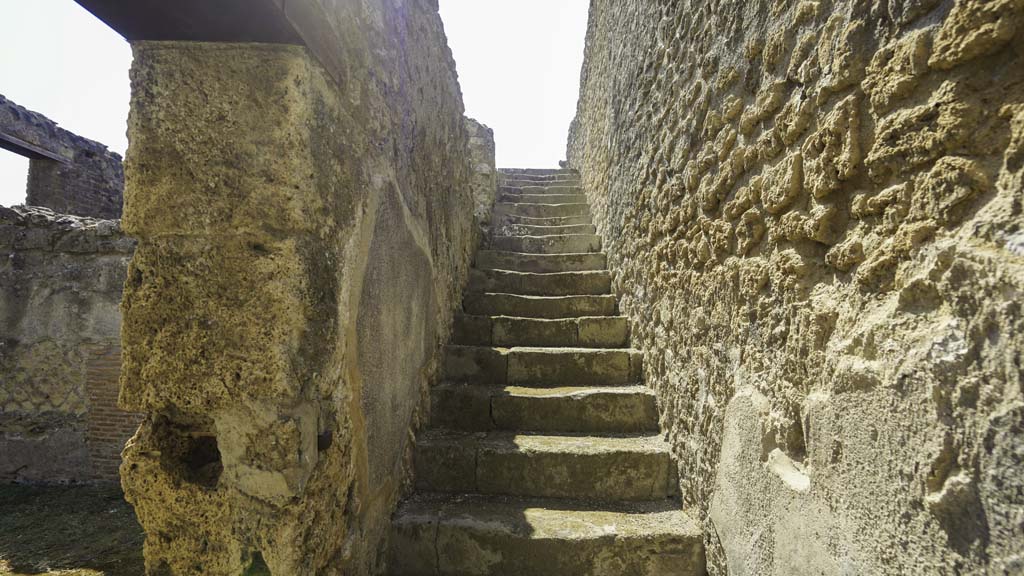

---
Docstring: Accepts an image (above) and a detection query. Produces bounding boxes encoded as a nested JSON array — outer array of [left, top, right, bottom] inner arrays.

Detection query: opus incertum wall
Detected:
[[0, 93, 134, 484], [569, 0, 1024, 573], [0, 205, 137, 483]]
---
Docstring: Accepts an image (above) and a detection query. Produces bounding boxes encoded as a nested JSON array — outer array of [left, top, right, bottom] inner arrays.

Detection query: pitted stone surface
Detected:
[[568, 0, 1024, 573], [118, 3, 479, 571]]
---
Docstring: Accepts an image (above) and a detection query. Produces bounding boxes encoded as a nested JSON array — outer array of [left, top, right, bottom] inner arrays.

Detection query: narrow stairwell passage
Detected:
[[388, 169, 705, 576]]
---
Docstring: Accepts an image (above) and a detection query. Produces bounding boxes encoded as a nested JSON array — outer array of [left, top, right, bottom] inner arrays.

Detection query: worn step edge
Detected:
[[491, 234, 602, 255], [463, 293, 618, 319], [499, 193, 586, 203], [496, 212, 593, 224], [430, 383, 659, 433], [467, 269, 612, 297], [389, 494, 704, 576], [497, 223, 597, 236], [494, 203, 591, 218], [474, 251, 608, 273], [453, 313, 629, 348], [499, 168, 578, 175], [443, 345, 643, 386], [413, 430, 675, 501]]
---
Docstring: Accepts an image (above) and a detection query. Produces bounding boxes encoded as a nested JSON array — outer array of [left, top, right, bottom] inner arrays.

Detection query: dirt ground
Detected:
[[0, 484, 143, 576]]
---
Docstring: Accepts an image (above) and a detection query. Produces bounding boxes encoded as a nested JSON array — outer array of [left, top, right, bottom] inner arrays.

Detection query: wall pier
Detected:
[[118, 6, 476, 570]]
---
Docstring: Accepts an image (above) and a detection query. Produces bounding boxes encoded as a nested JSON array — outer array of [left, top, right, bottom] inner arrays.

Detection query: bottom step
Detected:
[[389, 494, 704, 576]]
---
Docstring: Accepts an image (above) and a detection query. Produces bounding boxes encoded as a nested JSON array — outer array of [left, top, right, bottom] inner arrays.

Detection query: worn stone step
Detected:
[[501, 178, 581, 188], [499, 168, 578, 176], [430, 384, 659, 433], [467, 269, 611, 296], [499, 223, 597, 236], [500, 182, 581, 190], [491, 234, 601, 254], [413, 431, 674, 501], [453, 314, 629, 348], [464, 293, 616, 319], [501, 169, 579, 176], [497, 213, 593, 227], [493, 202, 590, 219], [475, 251, 607, 273], [389, 495, 704, 576], [500, 179, 581, 187], [443, 345, 643, 386], [499, 193, 587, 204], [498, 183, 580, 191]]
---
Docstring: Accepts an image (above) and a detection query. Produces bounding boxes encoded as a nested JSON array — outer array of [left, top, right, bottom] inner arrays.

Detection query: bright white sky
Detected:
[[0, 0, 589, 207], [439, 0, 589, 168]]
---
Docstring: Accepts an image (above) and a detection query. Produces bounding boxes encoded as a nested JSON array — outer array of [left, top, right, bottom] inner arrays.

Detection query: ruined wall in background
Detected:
[[0, 95, 124, 218], [0, 206, 137, 483], [569, 0, 1024, 573], [118, 2, 474, 574], [466, 117, 497, 240]]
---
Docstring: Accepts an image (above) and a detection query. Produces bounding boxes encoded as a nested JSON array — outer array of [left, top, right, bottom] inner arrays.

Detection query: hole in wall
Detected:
[[154, 416, 223, 489], [0, 151, 29, 207], [248, 241, 271, 256], [760, 403, 812, 492], [182, 435, 222, 488], [786, 412, 807, 463], [244, 551, 272, 575], [317, 429, 333, 452]]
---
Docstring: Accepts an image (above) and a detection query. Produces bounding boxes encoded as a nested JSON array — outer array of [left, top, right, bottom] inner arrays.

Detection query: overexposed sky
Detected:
[[439, 0, 589, 168], [0, 0, 588, 207]]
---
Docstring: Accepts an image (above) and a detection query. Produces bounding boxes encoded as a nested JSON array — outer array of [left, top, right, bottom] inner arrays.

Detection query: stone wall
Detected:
[[118, 2, 475, 574], [466, 117, 497, 240], [0, 206, 137, 483], [569, 0, 1024, 573], [0, 95, 124, 218]]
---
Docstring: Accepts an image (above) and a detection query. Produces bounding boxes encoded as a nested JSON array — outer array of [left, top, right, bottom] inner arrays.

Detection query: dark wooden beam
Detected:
[[0, 132, 70, 164], [72, 0, 351, 86], [72, 0, 303, 44]]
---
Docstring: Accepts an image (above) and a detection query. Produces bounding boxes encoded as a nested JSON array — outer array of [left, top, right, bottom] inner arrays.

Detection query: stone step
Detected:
[[501, 178, 581, 188], [496, 213, 593, 227], [389, 495, 704, 576], [499, 193, 587, 204], [498, 174, 580, 185], [466, 269, 611, 296], [499, 184, 582, 192], [475, 251, 607, 273], [499, 178, 581, 187], [430, 384, 659, 433], [491, 234, 601, 254], [499, 168, 578, 176], [493, 202, 590, 219], [443, 345, 643, 386], [500, 183, 582, 191], [464, 292, 616, 319], [499, 223, 597, 236], [453, 314, 629, 348], [413, 431, 674, 501]]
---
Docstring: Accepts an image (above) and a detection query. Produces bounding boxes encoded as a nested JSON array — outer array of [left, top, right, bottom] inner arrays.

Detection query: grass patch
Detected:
[[0, 484, 143, 576]]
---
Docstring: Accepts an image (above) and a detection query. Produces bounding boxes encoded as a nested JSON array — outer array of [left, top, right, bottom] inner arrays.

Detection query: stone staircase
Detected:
[[387, 169, 704, 575]]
